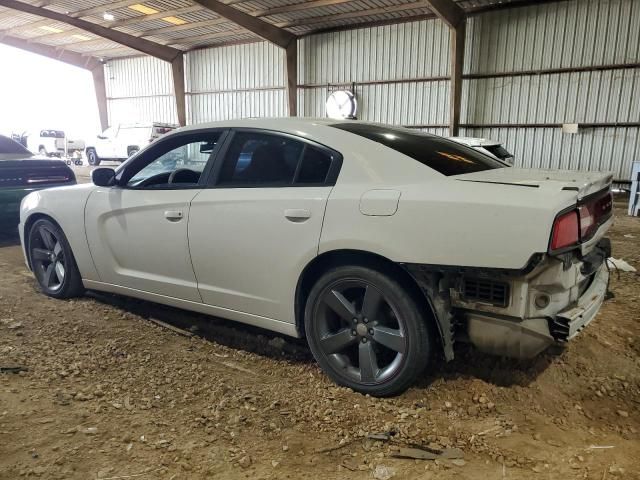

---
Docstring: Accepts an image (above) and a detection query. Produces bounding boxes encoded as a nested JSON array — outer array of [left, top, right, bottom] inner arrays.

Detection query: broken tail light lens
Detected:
[[550, 210, 579, 251]]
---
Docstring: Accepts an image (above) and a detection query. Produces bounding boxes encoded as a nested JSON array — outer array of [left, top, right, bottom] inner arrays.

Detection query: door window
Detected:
[[217, 131, 339, 187], [217, 132, 304, 186], [124, 132, 221, 189]]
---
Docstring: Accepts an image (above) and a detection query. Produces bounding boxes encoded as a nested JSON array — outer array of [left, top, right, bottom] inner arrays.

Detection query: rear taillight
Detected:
[[550, 191, 612, 253], [579, 192, 613, 240], [550, 211, 579, 251], [578, 203, 595, 239]]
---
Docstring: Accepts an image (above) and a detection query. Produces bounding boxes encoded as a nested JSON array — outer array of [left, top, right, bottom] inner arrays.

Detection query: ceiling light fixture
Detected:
[[39, 25, 64, 33], [162, 16, 187, 25], [128, 4, 159, 15], [103, 12, 115, 21]]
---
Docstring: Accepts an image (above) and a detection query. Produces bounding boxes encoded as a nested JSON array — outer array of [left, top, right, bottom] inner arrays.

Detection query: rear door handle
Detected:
[[164, 210, 184, 221], [284, 208, 311, 222]]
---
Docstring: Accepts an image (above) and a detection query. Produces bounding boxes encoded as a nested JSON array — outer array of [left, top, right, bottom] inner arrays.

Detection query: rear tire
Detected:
[[86, 148, 101, 166], [38, 147, 47, 156], [28, 218, 84, 299], [305, 265, 432, 397]]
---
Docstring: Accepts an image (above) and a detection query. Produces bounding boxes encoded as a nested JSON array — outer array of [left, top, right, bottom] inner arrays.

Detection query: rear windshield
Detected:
[[330, 123, 506, 176], [483, 144, 513, 161], [0, 135, 31, 155]]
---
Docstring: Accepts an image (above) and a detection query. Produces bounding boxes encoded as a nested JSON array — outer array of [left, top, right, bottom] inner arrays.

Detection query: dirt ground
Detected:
[[0, 200, 638, 480]]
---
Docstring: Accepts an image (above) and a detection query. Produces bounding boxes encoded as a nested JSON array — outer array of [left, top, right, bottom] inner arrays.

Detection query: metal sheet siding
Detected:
[[297, 21, 451, 124], [462, 0, 640, 180], [105, 56, 177, 126], [186, 42, 285, 123]]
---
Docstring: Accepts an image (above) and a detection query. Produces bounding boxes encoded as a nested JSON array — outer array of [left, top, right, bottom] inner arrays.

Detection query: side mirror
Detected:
[[91, 167, 116, 187]]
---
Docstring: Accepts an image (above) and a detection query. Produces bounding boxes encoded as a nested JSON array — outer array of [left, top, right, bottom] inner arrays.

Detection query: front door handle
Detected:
[[164, 210, 184, 222], [284, 209, 311, 222]]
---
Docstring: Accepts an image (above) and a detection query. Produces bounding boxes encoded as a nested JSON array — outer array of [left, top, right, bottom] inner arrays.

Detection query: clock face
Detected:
[[326, 90, 357, 119]]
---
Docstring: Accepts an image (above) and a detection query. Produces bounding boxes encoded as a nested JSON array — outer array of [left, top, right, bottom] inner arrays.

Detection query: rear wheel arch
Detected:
[[295, 249, 444, 354]]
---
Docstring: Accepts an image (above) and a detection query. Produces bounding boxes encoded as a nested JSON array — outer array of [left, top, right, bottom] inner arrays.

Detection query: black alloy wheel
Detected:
[[305, 266, 432, 396], [28, 219, 84, 298]]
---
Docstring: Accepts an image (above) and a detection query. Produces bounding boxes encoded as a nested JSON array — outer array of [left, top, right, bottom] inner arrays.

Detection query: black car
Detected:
[[0, 135, 76, 225]]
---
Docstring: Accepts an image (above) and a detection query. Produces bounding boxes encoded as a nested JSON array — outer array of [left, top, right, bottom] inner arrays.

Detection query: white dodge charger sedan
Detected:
[[19, 118, 613, 396]]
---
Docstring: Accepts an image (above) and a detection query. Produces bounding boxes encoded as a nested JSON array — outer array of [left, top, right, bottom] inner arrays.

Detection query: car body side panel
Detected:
[[19, 184, 99, 280], [321, 179, 577, 270], [84, 187, 202, 302], [188, 187, 331, 324]]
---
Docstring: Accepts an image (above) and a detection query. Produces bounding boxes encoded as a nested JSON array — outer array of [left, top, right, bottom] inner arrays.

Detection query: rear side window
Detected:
[[296, 146, 333, 184], [331, 123, 506, 176]]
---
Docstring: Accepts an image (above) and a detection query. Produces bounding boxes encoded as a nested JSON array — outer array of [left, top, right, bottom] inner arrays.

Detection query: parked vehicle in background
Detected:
[[85, 123, 177, 166], [448, 136, 514, 164], [25, 130, 85, 158], [19, 119, 612, 396], [0, 135, 75, 225]]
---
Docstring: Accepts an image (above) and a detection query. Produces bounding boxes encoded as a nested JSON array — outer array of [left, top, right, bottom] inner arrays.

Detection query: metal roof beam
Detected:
[[0, 0, 181, 62], [425, 0, 465, 28], [192, 0, 295, 48]]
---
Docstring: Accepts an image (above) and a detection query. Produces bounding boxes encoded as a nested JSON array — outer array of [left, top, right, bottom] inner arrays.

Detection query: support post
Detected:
[[286, 42, 297, 117], [171, 53, 187, 126], [90, 64, 109, 131], [450, 21, 465, 137]]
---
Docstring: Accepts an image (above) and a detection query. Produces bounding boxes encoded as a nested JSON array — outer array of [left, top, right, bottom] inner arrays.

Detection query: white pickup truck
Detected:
[[85, 123, 177, 166], [25, 130, 85, 158]]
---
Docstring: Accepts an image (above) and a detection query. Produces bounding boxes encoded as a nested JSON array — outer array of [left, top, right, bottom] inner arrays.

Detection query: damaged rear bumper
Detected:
[[465, 263, 609, 359]]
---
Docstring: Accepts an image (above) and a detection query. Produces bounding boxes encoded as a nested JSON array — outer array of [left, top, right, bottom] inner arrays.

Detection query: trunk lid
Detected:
[[455, 168, 613, 200], [0, 158, 76, 188]]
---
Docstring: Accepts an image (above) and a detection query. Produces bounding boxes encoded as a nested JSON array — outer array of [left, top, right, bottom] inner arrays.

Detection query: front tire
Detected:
[[305, 265, 432, 396], [28, 219, 84, 299], [86, 148, 101, 166]]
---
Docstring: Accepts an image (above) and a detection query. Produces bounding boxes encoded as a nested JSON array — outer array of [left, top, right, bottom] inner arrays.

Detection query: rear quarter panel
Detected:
[[321, 170, 577, 270]]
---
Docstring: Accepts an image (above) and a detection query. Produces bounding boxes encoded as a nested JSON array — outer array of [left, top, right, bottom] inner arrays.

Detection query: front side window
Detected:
[[125, 133, 220, 188], [217, 132, 304, 186], [331, 123, 507, 176]]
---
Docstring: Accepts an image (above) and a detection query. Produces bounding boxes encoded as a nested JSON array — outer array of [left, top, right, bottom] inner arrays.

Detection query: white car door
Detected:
[[95, 126, 118, 158], [189, 129, 341, 323], [85, 130, 225, 301]]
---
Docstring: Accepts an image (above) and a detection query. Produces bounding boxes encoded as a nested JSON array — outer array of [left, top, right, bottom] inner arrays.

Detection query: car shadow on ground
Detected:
[[87, 291, 315, 363], [88, 290, 556, 389], [416, 343, 560, 389]]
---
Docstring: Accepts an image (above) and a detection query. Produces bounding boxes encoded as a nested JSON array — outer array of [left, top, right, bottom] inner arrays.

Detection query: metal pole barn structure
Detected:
[[0, 0, 638, 181]]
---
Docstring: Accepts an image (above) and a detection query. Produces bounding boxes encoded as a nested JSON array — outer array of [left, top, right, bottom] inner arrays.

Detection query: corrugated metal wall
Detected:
[[105, 56, 178, 126], [104, 0, 640, 180], [298, 20, 451, 127], [461, 0, 640, 180], [186, 42, 286, 123]]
